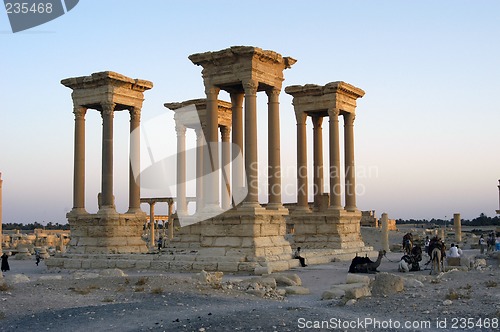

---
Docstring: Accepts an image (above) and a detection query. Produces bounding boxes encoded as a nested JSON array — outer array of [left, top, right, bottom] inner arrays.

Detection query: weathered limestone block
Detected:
[[322, 289, 345, 300], [346, 273, 371, 284], [115, 260, 136, 269], [218, 262, 240, 272], [63, 259, 83, 269], [169, 261, 193, 271], [371, 273, 404, 297], [284, 286, 310, 295], [345, 286, 371, 299]]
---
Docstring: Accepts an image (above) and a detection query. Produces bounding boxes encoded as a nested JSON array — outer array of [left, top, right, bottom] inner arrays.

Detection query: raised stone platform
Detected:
[[67, 211, 148, 254], [290, 209, 368, 250], [45, 246, 377, 273]]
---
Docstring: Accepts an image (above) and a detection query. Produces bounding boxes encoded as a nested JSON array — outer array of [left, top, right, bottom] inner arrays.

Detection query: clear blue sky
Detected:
[[1, 1, 500, 224]]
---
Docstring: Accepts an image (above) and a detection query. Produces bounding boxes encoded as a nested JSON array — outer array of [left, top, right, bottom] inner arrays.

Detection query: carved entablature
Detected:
[[165, 99, 232, 130], [189, 46, 296, 93], [61, 71, 153, 112], [285, 81, 365, 116]]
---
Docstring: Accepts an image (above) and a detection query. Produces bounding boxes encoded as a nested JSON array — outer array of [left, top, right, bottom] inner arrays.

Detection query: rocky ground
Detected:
[[1, 226, 500, 331]]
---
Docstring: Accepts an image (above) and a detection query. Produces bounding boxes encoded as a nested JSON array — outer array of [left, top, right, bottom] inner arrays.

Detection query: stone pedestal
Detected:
[[67, 212, 148, 254], [163, 209, 293, 272], [290, 209, 367, 250]]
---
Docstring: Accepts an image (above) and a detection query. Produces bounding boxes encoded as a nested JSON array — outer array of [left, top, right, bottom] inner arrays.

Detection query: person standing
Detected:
[[157, 237, 163, 251], [479, 235, 486, 254], [1, 252, 9, 272]]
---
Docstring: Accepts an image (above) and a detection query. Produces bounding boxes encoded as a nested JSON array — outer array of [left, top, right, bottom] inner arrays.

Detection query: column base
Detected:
[[126, 207, 145, 215], [97, 206, 119, 216], [293, 206, 312, 213], [265, 203, 288, 212], [68, 208, 89, 217], [345, 206, 358, 212]]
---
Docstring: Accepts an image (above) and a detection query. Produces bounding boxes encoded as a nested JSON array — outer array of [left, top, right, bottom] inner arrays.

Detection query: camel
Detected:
[[430, 247, 443, 275], [349, 250, 386, 273], [428, 237, 445, 275]]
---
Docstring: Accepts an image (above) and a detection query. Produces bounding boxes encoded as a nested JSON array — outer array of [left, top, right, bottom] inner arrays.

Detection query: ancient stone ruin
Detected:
[[62, 71, 152, 254], [47, 46, 376, 272]]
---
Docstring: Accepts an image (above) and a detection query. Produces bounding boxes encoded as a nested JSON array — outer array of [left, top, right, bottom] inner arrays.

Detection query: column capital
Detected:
[[205, 84, 220, 97], [327, 107, 340, 118], [312, 115, 323, 129], [73, 106, 87, 119], [243, 79, 258, 95], [195, 125, 204, 138], [175, 123, 186, 136], [295, 110, 307, 124], [101, 102, 115, 116], [265, 88, 280, 98], [220, 125, 231, 141], [130, 107, 141, 121], [343, 112, 356, 126]]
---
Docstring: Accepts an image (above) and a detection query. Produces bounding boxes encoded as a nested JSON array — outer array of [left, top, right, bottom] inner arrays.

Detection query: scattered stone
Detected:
[[346, 273, 371, 284], [5, 274, 30, 284], [194, 270, 223, 285], [371, 273, 404, 297], [246, 289, 266, 297], [273, 275, 297, 287], [245, 277, 276, 289], [38, 275, 63, 281], [321, 289, 345, 300], [99, 269, 127, 277], [72, 272, 99, 279], [474, 258, 487, 269], [254, 266, 272, 275], [284, 286, 310, 295], [443, 300, 453, 306], [344, 286, 371, 299], [404, 278, 424, 288], [345, 299, 357, 306]]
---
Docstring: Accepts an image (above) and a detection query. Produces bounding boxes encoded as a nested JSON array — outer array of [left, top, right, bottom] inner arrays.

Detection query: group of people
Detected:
[[479, 231, 499, 254]]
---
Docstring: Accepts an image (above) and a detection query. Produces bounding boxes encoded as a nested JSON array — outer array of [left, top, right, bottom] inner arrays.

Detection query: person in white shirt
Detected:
[[448, 243, 460, 258]]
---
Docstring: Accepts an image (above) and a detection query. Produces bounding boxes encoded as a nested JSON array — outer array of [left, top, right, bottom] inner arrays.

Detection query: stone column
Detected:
[[231, 93, 244, 199], [328, 108, 342, 210], [149, 202, 155, 248], [168, 201, 174, 240], [176, 123, 187, 215], [295, 111, 309, 211], [195, 127, 204, 212], [204, 84, 221, 208], [242, 80, 260, 208], [220, 126, 231, 210], [100, 102, 115, 210], [128, 107, 141, 213], [72, 106, 87, 213], [454, 213, 462, 242], [343, 112, 357, 211], [381, 212, 390, 252], [267, 88, 283, 209], [0, 173, 2, 255], [312, 115, 324, 209]]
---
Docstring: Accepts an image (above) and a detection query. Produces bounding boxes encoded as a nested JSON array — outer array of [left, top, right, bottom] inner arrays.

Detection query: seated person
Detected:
[[294, 247, 307, 267], [448, 243, 461, 258]]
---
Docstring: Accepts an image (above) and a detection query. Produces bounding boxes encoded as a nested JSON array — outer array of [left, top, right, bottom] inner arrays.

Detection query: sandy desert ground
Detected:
[[1, 226, 499, 332]]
